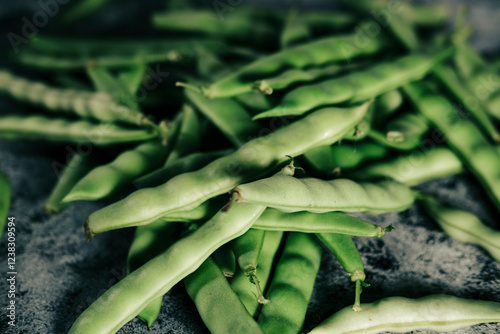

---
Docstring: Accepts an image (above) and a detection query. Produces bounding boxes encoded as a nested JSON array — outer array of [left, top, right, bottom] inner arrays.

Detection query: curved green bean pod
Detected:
[[204, 30, 389, 98], [253, 49, 452, 119], [69, 200, 266, 334], [0, 171, 11, 239], [62, 140, 168, 202], [85, 102, 370, 239], [342, 103, 376, 142], [253, 209, 390, 237], [126, 220, 178, 328], [185, 89, 260, 147], [348, 147, 464, 186], [231, 231, 283, 316], [316, 234, 368, 311], [184, 257, 263, 334], [117, 64, 146, 96], [0, 70, 150, 127], [404, 82, 500, 212], [420, 195, 500, 262], [280, 8, 310, 49], [45, 153, 99, 214], [234, 91, 276, 112], [234, 177, 414, 214], [368, 112, 429, 151], [211, 243, 236, 278], [309, 295, 500, 334], [134, 149, 232, 189], [0, 115, 155, 146], [160, 197, 227, 223], [371, 90, 403, 127], [258, 232, 322, 334]]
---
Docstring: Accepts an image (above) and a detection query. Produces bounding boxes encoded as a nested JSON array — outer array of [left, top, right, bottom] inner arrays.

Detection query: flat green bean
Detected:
[[309, 295, 500, 334], [234, 91, 276, 112], [85, 102, 370, 239], [184, 257, 263, 334], [211, 243, 236, 278], [253, 49, 452, 119], [0, 114, 155, 146], [0, 171, 11, 239], [160, 197, 227, 223]]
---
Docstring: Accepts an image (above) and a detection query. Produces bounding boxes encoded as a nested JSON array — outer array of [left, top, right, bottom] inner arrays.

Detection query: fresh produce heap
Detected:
[[1, 0, 500, 333]]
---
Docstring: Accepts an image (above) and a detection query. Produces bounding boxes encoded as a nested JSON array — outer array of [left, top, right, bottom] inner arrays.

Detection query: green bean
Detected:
[[432, 64, 500, 142], [371, 90, 403, 127], [348, 147, 464, 186], [62, 0, 114, 24], [316, 233, 368, 311], [84, 102, 370, 239], [0, 70, 152, 128], [486, 94, 500, 120], [404, 82, 500, 212], [134, 149, 232, 189], [0, 114, 155, 146], [301, 12, 356, 35], [280, 8, 310, 49], [368, 112, 429, 151], [420, 195, 500, 262], [211, 243, 236, 278], [193, 43, 231, 80], [341, 103, 376, 142], [69, 200, 266, 334], [234, 91, 276, 112], [117, 64, 146, 95], [62, 140, 168, 202], [258, 232, 322, 334], [184, 257, 263, 334], [45, 153, 99, 214], [126, 220, 178, 328], [159, 197, 227, 223], [253, 49, 452, 119], [253, 209, 391, 237], [204, 29, 390, 98], [234, 177, 414, 214], [231, 231, 283, 316], [184, 89, 260, 147], [309, 295, 500, 334], [0, 171, 11, 239]]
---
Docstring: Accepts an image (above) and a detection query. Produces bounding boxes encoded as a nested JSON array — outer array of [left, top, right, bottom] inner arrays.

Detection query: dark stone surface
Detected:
[[0, 0, 499, 333]]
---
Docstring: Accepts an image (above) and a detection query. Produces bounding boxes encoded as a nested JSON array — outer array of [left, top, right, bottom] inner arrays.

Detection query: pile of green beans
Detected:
[[1, 1, 500, 334]]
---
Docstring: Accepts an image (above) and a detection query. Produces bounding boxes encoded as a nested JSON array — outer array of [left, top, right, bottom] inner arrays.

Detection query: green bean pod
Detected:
[[258, 232, 322, 334], [348, 147, 464, 186], [126, 220, 179, 328], [342, 103, 376, 142], [184, 257, 263, 334], [185, 89, 260, 147], [45, 153, 99, 214], [234, 177, 414, 214], [117, 64, 146, 95], [280, 8, 310, 49], [0, 114, 155, 146], [368, 112, 429, 151], [420, 195, 500, 262], [134, 149, 232, 189], [0, 171, 12, 239], [253, 49, 452, 119], [159, 197, 227, 223], [85, 102, 370, 239], [211, 243, 236, 278], [62, 140, 168, 202], [234, 91, 276, 112], [404, 82, 500, 212], [309, 295, 500, 334], [253, 209, 390, 237], [69, 200, 266, 334], [204, 30, 389, 98], [0, 70, 150, 127], [231, 231, 283, 316], [371, 90, 404, 127], [316, 233, 367, 311]]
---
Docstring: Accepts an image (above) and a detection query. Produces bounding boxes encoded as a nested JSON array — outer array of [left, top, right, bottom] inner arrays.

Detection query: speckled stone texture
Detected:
[[0, 0, 499, 333]]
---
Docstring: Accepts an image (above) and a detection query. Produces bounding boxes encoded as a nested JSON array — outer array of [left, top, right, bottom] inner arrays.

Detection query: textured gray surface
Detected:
[[0, 0, 500, 333]]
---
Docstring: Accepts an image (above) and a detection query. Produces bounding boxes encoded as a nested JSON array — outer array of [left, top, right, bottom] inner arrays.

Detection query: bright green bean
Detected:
[[204, 29, 390, 98], [253, 49, 452, 119], [420, 195, 500, 262], [234, 91, 276, 112], [62, 140, 168, 202], [69, 200, 266, 333], [184, 257, 263, 334], [234, 177, 414, 214], [309, 295, 500, 334], [280, 8, 310, 49], [211, 243, 236, 278], [231, 231, 283, 316], [45, 153, 99, 214], [348, 147, 464, 186], [159, 197, 227, 223], [85, 102, 370, 239], [0, 171, 11, 239], [404, 82, 500, 212], [0, 114, 155, 146], [258, 232, 322, 334], [342, 103, 376, 142]]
